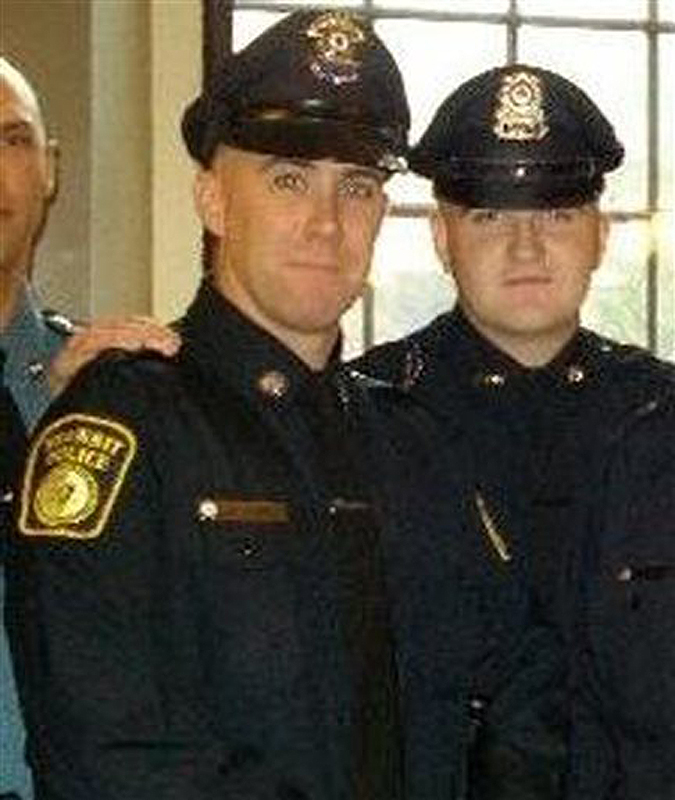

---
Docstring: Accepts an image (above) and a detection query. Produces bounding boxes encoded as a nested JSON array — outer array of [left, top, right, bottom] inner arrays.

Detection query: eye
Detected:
[[339, 175, 381, 200], [0, 131, 34, 148], [270, 170, 308, 195], [468, 209, 503, 224]]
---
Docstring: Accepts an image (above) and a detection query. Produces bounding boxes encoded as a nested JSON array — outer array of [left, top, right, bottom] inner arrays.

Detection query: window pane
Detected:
[[376, 19, 506, 204], [374, 0, 507, 12], [519, 0, 647, 19], [657, 211, 675, 359], [582, 220, 650, 347], [371, 216, 453, 346], [660, 34, 674, 213], [519, 27, 648, 211], [236, 0, 361, 7], [341, 297, 366, 360], [660, 0, 675, 22]]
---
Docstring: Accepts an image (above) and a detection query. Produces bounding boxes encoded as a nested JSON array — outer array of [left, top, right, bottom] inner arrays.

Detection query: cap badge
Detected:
[[493, 70, 549, 142], [305, 11, 367, 86]]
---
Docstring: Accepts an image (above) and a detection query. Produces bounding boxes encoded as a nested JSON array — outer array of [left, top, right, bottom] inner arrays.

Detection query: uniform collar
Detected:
[[178, 280, 343, 407], [0, 283, 64, 427], [404, 305, 605, 401]]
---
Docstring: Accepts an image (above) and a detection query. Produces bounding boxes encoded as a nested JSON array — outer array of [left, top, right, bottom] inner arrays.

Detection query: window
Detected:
[[231, 0, 675, 360]]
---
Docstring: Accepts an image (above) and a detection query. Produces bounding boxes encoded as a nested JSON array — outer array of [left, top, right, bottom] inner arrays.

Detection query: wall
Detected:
[[1, 0, 202, 322]]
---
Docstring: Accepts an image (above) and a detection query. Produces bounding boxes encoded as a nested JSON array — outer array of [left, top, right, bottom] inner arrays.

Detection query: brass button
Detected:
[[481, 372, 506, 388], [566, 365, 585, 384], [617, 566, 632, 582], [27, 360, 46, 379], [257, 370, 289, 399]]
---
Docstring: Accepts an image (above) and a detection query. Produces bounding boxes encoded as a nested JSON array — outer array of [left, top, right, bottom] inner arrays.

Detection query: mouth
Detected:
[[503, 275, 552, 287], [288, 260, 339, 272]]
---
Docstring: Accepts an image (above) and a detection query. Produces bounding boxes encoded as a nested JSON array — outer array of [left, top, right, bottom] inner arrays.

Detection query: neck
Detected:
[[278, 329, 338, 372], [465, 314, 579, 368], [211, 275, 338, 372], [0, 269, 27, 332]]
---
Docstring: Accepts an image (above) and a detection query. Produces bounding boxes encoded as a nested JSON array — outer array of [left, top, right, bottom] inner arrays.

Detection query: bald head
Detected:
[[0, 57, 47, 145], [0, 57, 57, 325]]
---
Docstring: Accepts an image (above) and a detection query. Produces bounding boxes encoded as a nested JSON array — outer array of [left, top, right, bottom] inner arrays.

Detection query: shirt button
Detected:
[[257, 370, 289, 399], [240, 537, 261, 558], [197, 498, 218, 521]]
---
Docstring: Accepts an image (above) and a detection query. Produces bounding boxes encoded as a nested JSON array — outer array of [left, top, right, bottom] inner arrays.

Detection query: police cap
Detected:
[[182, 10, 409, 173], [410, 64, 624, 208]]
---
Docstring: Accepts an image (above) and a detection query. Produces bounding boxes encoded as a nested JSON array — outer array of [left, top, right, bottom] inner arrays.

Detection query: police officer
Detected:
[[358, 64, 675, 797], [8, 10, 414, 798]]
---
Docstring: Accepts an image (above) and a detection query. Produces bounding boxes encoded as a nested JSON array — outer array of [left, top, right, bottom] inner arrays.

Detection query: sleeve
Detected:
[[5, 357, 239, 800]]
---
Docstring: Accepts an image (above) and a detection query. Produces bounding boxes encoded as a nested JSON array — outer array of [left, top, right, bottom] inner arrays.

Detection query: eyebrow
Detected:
[[260, 156, 316, 173], [259, 157, 385, 184], [342, 166, 387, 184]]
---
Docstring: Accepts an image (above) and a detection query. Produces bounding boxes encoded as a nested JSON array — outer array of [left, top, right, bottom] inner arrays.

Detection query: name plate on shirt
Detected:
[[197, 496, 290, 525]]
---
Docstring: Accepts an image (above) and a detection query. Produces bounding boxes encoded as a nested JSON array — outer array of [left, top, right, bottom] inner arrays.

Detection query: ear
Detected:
[[595, 210, 611, 268], [193, 163, 227, 237], [45, 138, 59, 202], [431, 206, 452, 275]]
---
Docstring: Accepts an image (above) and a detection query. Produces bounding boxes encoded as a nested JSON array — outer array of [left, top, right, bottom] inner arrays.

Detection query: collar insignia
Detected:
[[493, 70, 550, 142]]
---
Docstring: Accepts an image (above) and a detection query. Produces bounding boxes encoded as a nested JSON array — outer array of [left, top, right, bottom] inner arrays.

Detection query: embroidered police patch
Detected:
[[19, 413, 137, 540]]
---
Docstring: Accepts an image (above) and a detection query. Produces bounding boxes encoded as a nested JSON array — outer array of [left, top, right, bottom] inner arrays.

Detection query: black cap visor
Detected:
[[201, 115, 406, 173], [425, 159, 604, 209]]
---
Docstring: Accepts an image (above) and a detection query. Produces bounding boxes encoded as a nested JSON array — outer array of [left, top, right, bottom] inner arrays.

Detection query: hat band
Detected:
[[223, 115, 408, 173], [434, 172, 605, 209]]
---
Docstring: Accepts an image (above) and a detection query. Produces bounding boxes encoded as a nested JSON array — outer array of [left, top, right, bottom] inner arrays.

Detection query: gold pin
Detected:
[[566, 365, 585, 384], [257, 370, 289, 399], [475, 491, 512, 563]]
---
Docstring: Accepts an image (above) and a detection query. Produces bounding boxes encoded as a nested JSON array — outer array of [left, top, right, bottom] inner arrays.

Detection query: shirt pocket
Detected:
[[194, 493, 299, 572], [589, 536, 675, 729]]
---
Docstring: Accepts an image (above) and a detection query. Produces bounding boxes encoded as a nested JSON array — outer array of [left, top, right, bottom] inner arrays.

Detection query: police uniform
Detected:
[[1, 285, 68, 800], [1, 350, 29, 800], [358, 64, 675, 797], [0, 284, 70, 430], [7, 11, 419, 799]]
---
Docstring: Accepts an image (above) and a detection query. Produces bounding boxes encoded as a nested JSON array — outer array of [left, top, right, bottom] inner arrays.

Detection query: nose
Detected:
[[306, 185, 340, 240], [507, 212, 545, 262]]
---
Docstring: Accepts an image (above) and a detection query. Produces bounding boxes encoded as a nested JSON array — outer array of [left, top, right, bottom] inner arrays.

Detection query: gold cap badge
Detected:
[[19, 413, 137, 540], [493, 70, 550, 142], [306, 11, 367, 86]]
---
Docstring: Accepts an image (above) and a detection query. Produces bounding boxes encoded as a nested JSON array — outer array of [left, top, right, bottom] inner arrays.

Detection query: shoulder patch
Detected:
[[19, 413, 137, 540]]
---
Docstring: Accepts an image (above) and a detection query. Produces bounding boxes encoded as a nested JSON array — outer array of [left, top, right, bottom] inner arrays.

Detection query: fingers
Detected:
[[48, 317, 181, 397]]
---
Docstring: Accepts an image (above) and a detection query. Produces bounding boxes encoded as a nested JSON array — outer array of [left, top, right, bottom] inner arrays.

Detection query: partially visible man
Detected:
[[570, 380, 675, 797], [0, 55, 178, 798], [358, 64, 674, 796]]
